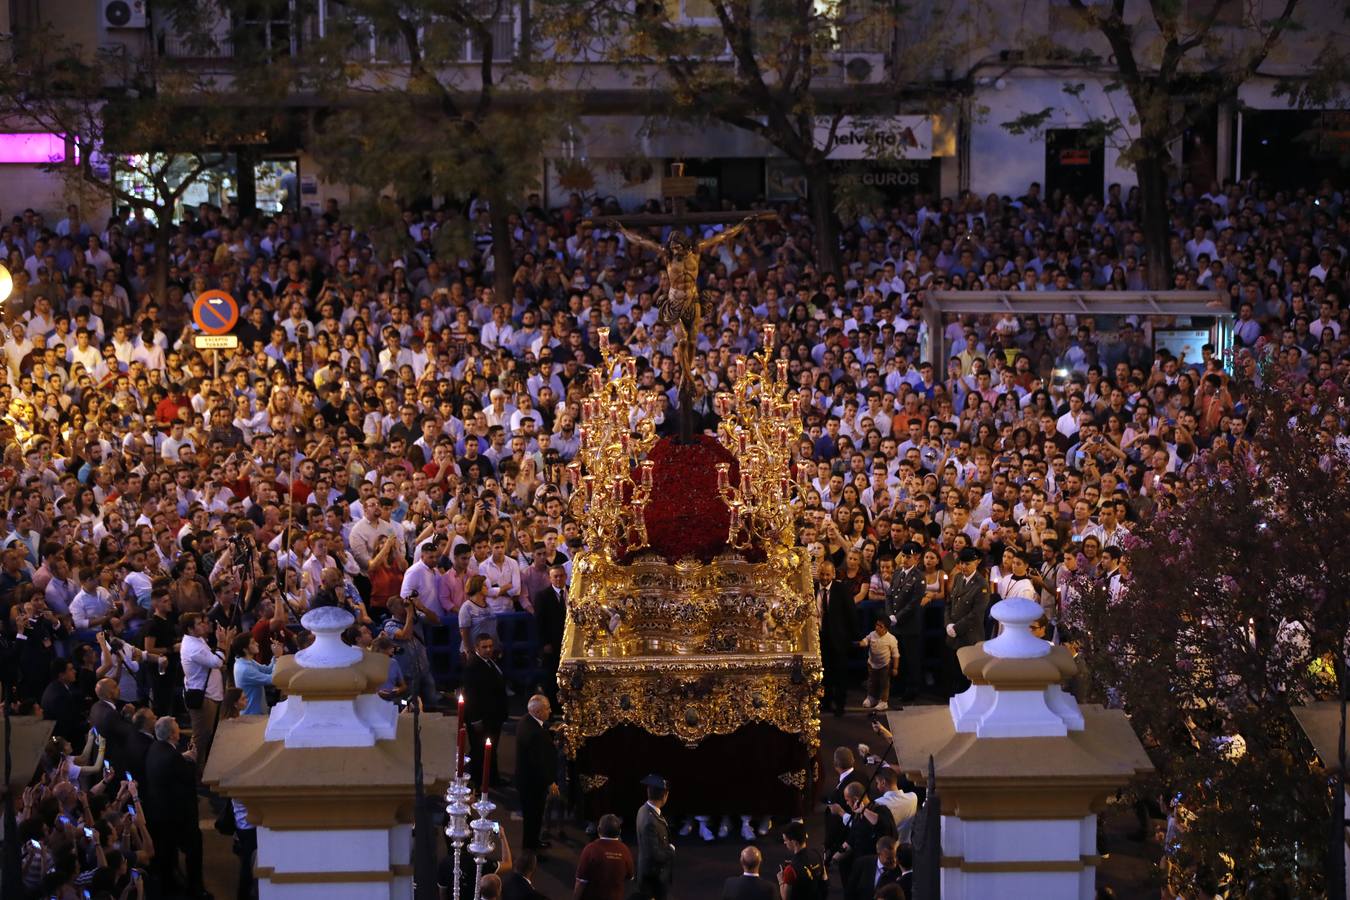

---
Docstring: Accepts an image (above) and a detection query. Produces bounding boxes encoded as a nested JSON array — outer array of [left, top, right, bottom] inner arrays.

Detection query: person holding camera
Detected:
[[180, 611, 235, 774], [382, 586, 440, 704]]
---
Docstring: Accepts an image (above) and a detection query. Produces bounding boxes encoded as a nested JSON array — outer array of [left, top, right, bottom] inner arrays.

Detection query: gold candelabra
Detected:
[[567, 327, 660, 561], [714, 323, 802, 550]]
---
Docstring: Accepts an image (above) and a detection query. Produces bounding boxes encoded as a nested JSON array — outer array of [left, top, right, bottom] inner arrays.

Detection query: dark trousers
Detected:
[[151, 819, 203, 894], [539, 651, 561, 707], [636, 874, 671, 899], [468, 720, 503, 789], [943, 645, 971, 697], [234, 827, 258, 900], [821, 644, 848, 713], [898, 632, 923, 698], [520, 781, 547, 848]]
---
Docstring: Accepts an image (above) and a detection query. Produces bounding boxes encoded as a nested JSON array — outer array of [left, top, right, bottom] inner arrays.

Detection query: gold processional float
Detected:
[[558, 324, 821, 817]]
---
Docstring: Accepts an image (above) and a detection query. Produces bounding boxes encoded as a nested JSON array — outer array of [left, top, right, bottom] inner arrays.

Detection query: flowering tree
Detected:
[[1068, 359, 1350, 896]]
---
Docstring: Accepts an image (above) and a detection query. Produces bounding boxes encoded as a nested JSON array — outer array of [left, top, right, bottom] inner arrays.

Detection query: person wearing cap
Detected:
[[635, 774, 675, 899], [884, 541, 925, 703], [943, 546, 989, 695]]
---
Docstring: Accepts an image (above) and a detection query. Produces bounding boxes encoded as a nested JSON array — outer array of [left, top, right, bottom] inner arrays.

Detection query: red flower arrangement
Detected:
[[627, 435, 739, 564]]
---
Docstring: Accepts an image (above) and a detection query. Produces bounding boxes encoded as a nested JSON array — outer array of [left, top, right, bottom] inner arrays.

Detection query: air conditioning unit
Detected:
[[103, 0, 147, 29], [842, 53, 886, 85]]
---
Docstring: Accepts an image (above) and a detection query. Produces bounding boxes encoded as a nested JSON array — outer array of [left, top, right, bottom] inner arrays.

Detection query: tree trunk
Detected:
[[152, 210, 172, 315], [486, 180, 514, 304], [236, 147, 258, 220], [805, 164, 841, 278], [1135, 147, 1173, 290]]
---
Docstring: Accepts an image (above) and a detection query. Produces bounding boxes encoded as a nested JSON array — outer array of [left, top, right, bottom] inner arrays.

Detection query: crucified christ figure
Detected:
[[610, 213, 772, 394]]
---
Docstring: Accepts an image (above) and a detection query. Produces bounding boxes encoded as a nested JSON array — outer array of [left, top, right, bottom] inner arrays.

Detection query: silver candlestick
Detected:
[[467, 793, 499, 900], [443, 773, 473, 900]]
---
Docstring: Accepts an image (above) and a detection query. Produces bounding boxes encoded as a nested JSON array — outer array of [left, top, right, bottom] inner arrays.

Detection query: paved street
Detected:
[[200, 686, 1157, 898]]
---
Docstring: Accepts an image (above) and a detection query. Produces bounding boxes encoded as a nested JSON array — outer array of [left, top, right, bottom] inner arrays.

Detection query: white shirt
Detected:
[[70, 588, 112, 630], [181, 633, 226, 701], [400, 559, 440, 611], [476, 555, 521, 613]]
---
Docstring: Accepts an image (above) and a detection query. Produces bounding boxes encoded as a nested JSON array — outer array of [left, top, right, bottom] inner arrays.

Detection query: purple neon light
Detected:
[[0, 133, 69, 164]]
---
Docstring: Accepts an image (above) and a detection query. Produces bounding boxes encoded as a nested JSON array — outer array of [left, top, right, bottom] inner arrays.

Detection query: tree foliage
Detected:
[[1069, 359, 1349, 896], [598, 0, 974, 276], [0, 26, 268, 306], [1002, 0, 1303, 289], [201, 0, 577, 301]]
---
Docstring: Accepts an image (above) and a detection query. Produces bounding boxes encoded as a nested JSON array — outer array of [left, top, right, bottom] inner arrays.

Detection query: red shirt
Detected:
[[575, 838, 634, 900]]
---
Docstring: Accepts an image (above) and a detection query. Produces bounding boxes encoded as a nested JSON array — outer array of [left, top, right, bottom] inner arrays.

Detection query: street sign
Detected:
[[193, 289, 239, 335], [193, 334, 239, 350]]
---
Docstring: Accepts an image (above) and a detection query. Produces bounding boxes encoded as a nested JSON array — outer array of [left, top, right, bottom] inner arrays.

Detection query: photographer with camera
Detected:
[[382, 589, 440, 711]]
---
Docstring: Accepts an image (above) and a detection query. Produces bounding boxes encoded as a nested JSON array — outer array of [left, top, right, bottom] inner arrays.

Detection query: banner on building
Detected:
[[820, 116, 933, 160]]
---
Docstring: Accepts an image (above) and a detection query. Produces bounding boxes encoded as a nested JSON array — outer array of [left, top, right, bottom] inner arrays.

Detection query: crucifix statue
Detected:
[[603, 211, 775, 439]]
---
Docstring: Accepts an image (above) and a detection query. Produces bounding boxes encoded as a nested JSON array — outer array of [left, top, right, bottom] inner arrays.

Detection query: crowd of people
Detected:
[[0, 169, 1345, 899]]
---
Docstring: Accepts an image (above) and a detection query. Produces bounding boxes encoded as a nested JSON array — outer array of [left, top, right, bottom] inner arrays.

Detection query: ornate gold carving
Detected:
[[579, 774, 609, 793], [563, 547, 815, 659], [777, 770, 808, 790], [559, 655, 822, 753]]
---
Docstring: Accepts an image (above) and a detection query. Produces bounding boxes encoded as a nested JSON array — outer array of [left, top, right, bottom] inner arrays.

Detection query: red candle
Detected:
[[482, 737, 493, 788], [457, 692, 465, 721], [456, 725, 467, 777]]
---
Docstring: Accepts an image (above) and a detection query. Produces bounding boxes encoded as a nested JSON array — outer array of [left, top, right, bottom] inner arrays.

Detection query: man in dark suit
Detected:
[[462, 632, 508, 788], [144, 716, 206, 898], [720, 845, 776, 899], [944, 547, 989, 695], [822, 746, 867, 871], [40, 659, 85, 745], [501, 849, 548, 900], [531, 565, 567, 707], [123, 707, 157, 786], [635, 774, 675, 899], [515, 694, 558, 851], [835, 781, 897, 885], [817, 560, 858, 717], [886, 542, 926, 701], [88, 677, 136, 777], [844, 836, 905, 900]]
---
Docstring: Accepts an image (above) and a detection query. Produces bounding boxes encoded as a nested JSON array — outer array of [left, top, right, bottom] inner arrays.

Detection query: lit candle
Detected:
[[591, 369, 603, 392], [482, 737, 493, 788], [740, 471, 752, 495], [577, 425, 588, 445], [456, 724, 467, 777], [763, 323, 776, 344], [777, 425, 789, 449], [625, 358, 637, 379], [716, 463, 730, 490], [598, 326, 610, 345], [790, 395, 800, 416], [777, 359, 789, 382], [738, 431, 749, 456], [735, 356, 747, 380], [641, 460, 654, 486], [567, 462, 581, 486], [582, 475, 595, 499], [620, 431, 631, 453], [582, 399, 594, 421], [457, 692, 465, 721]]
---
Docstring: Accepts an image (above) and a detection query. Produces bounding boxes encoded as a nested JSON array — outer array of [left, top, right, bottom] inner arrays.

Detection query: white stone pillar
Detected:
[[890, 595, 1152, 900], [205, 608, 454, 900]]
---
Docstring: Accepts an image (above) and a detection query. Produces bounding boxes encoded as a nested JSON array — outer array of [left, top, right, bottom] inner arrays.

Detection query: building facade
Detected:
[[0, 0, 1345, 224]]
